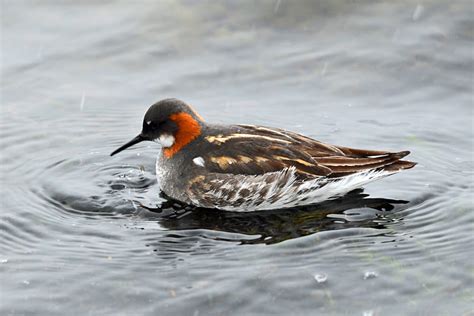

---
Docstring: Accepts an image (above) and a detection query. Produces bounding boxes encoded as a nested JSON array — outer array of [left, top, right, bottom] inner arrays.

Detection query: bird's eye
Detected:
[[145, 120, 159, 130]]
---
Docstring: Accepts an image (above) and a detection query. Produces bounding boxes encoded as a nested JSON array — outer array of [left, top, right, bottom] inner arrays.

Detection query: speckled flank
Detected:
[[187, 167, 395, 211]]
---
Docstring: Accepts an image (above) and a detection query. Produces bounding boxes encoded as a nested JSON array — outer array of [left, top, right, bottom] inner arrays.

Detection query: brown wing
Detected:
[[236, 125, 417, 176], [201, 124, 416, 178], [201, 125, 332, 178]]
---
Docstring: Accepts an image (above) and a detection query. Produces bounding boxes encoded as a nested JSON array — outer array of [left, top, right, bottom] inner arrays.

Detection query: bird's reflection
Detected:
[[139, 189, 408, 245]]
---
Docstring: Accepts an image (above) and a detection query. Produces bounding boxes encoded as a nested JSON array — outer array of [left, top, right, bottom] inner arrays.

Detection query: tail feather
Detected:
[[314, 149, 416, 178], [317, 151, 408, 167], [335, 146, 396, 157], [382, 160, 417, 172]]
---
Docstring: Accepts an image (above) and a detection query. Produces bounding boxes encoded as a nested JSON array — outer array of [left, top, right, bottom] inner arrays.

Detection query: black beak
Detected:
[[110, 134, 146, 156]]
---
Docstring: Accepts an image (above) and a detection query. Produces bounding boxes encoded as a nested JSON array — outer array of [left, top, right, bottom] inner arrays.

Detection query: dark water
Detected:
[[1, 1, 473, 315]]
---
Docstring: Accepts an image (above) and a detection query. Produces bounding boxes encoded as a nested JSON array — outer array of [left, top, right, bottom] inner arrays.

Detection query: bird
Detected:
[[110, 98, 416, 211]]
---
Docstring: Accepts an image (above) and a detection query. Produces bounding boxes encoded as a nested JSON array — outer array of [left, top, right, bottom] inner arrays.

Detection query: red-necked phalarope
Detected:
[[111, 98, 416, 211]]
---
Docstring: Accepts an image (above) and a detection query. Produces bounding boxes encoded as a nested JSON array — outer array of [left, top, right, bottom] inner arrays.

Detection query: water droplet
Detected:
[[79, 93, 86, 111], [412, 4, 424, 21], [313, 273, 328, 283], [273, 0, 281, 13], [0, 259, 8, 263], [364, 271, 378, 280], [363, 311, 374, 316], [22, 280, 30, 285]]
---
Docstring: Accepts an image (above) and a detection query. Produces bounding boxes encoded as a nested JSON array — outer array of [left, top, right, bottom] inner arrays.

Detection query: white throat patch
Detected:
[[157, 134, 175, 148]]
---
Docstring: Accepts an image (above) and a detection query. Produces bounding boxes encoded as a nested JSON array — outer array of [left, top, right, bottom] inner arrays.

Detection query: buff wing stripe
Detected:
[[199, 124, 415, 179]]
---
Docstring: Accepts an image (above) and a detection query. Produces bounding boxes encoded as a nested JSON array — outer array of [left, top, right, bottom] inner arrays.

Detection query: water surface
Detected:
[[1, 1, 473, 315]]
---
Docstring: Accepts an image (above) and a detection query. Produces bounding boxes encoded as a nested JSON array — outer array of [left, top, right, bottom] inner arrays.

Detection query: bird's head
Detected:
[[110, 98, 204, 158]]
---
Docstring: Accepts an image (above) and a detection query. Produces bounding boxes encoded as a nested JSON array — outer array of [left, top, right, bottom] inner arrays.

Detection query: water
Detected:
[[1, 1, 473, 315]]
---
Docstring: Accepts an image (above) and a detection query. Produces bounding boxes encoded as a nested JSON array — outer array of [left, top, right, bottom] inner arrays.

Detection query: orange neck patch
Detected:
[[164, 112, 201, 158]]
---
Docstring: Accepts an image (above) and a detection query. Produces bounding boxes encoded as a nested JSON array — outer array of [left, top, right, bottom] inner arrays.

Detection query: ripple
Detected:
[[2, 102, 472, 316]]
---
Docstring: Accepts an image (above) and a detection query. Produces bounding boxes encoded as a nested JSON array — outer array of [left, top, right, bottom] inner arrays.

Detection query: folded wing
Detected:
[[200, 124, 416, 178]]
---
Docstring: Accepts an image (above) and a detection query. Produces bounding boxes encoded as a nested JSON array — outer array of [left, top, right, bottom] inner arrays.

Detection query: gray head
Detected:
[[110, 98, 204, 156]]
